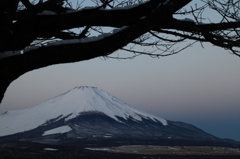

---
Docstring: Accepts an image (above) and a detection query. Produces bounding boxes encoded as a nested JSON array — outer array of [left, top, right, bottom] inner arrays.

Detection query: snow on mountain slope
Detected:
[[0, 86, 167, 137], [42, 125, 72, 136]]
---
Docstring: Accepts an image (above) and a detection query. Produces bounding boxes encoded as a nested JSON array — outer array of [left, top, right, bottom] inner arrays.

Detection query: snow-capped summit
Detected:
[[0, 86, 230, 147], [0, 86, 167, 137]]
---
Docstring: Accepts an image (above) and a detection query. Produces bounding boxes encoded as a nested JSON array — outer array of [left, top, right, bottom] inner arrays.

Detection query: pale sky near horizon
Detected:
[[1, 0, 240, 141], [1, 43, 240, 141]]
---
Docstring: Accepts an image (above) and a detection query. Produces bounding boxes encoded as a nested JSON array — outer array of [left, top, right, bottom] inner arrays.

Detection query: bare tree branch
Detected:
[[1, 0, 240, 104]]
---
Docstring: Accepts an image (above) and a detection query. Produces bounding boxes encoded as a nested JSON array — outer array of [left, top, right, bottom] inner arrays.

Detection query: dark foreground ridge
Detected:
[[0, 141, 240, 159], [42, 137, 240, 148]]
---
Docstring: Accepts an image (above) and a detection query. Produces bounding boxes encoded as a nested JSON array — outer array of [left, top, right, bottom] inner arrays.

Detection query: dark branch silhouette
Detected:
[[0, 0, 240, 104]]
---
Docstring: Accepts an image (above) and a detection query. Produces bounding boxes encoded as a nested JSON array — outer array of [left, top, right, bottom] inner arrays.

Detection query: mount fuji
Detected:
[[0, 86, 237, 147]]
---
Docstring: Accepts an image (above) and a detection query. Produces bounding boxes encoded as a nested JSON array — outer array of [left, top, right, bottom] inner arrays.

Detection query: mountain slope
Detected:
[[1, 86, 238, 147], [0, 86, 166, 137]]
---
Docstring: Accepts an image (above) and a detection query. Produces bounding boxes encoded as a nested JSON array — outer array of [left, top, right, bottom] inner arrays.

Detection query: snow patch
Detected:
[[85, 148, 110, 151], [42, 125, 72, 136], [24, 46, 41, 53], [44, 25, 128, 47], [1, 26, 129, 59], [44, 148, 58, 151]]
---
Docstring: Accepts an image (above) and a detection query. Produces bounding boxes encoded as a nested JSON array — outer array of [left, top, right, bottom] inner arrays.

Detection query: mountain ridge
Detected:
[[0, 86, 167, 137], [0, 86, 239, 147]]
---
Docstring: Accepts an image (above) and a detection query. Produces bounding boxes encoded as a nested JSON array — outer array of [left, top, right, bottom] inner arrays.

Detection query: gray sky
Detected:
[[1, 43, 240, 141], [1, 0, 240, 141]]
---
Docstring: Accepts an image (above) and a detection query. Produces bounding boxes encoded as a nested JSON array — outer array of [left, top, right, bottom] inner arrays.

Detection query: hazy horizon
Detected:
[[1, 43, 240, 141]]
